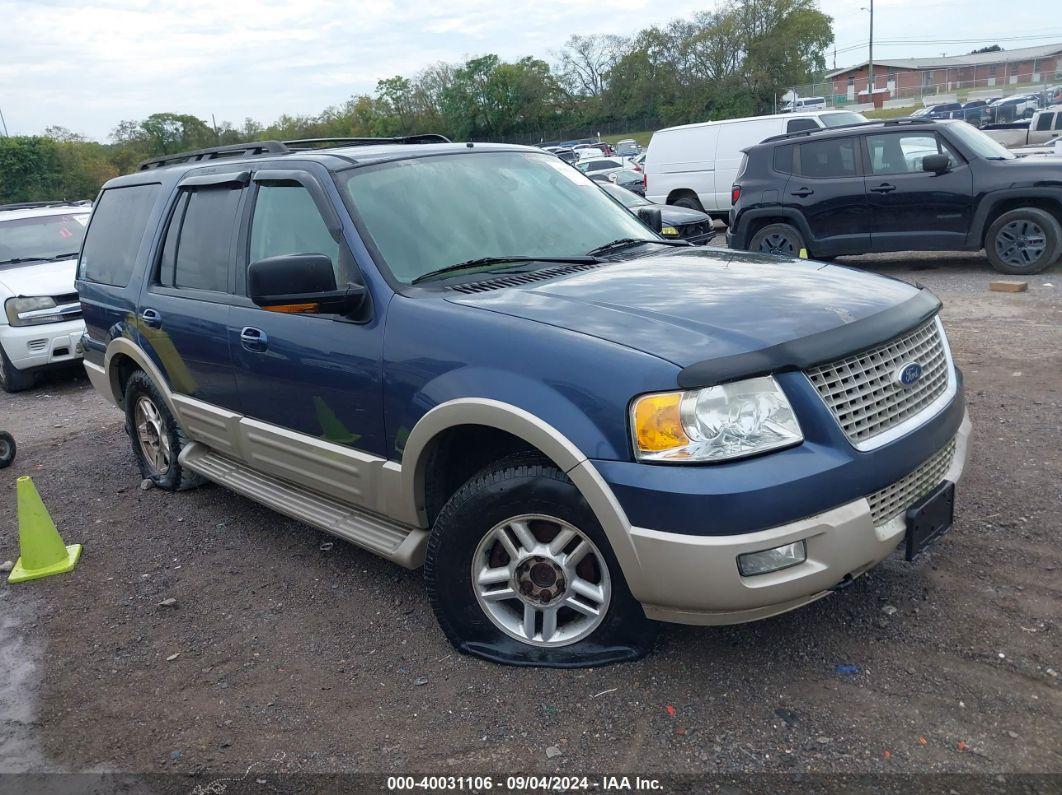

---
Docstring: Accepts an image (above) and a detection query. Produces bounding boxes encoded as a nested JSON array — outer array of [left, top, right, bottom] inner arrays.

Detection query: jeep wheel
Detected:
[[424, 454, 656, 667], [0, 431, 15, 469], [124, 371, 203, 491], [0, 344, 35, 393], [749, 223, 805, 258], [985, 208, 1062, 275]]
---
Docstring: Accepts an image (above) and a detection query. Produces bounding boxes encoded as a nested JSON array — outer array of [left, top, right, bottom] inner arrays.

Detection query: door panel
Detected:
[[138, 183, 242, 409], [863, 132, 973, 251], [785, 136, 870, 256], [229, 174, 387, 459]]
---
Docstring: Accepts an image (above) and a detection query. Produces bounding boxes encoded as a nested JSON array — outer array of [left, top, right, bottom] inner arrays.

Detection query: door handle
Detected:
[[141, 308, 162, 328], [240, 326, 268, 352], [870, 183, 896, 193], [790, 187, 814, 197]]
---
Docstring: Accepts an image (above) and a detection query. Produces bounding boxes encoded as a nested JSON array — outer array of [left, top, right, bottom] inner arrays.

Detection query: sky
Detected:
[[1, 0, 1059, 141]]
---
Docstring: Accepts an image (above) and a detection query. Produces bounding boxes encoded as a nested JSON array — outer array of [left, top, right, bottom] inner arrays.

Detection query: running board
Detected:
[[179, 442, 427, 568]]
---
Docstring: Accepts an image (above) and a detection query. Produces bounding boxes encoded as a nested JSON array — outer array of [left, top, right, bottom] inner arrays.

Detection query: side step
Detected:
[[180, 443, 427, 568]]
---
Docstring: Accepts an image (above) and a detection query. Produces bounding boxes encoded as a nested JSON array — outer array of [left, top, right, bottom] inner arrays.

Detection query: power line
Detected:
[[831, 33, 1062, 56]]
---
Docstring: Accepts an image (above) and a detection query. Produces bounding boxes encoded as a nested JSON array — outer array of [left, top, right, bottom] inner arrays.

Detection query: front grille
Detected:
[[866, 438, 956, 526], [27, 339, 48, 352], [806, 318, 950, 446]]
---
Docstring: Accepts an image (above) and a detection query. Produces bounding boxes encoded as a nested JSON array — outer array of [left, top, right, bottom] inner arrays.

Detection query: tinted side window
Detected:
[[80, 183, 160, 286], [249, 184, 341, 280], [168, 186, 242, 293], [773, 145, 795, 173], [1035, 112, 1054, 131], [786, 118, 819, 133], [865, 132, 959, 175], [797, 138, 858, 178]]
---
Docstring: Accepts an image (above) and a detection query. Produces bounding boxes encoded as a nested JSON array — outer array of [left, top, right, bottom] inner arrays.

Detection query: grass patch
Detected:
[[864, 106, 918, 120], [600, 131, 654, 147]]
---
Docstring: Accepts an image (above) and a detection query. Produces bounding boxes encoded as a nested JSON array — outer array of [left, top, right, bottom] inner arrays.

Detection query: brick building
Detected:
[[825, 43, 1062, 102]]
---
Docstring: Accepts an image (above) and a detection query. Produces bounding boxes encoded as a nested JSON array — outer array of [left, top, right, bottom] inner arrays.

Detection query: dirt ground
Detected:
[[0, 252, 1059, 790]]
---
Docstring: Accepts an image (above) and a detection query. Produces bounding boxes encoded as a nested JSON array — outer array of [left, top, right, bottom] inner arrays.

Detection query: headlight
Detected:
[[631, 376, 803, 463], [5, 296, 62, 327]]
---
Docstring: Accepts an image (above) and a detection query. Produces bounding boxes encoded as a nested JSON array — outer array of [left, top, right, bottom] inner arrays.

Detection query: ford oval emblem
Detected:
[[896, 362, 923, 388]]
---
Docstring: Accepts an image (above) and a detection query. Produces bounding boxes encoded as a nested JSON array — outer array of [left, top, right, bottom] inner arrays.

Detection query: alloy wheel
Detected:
[[995, 220, 1048, 267], [471, 514, 611, 647], [759, 232, 797, 257], [134, 395, 171, 475]]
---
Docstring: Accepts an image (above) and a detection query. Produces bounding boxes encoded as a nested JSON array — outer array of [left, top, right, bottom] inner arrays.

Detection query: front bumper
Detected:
[[627, 410, 971, 625], [0, 319, 85, 371]]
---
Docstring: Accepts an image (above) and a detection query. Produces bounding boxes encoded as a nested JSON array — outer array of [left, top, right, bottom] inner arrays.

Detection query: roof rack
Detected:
[[138, 141, 290, 171], [136, 133, 453, 171], [760, 116, 934, 145], [0, 200, 92, 212], [284, 134, 451, 150]]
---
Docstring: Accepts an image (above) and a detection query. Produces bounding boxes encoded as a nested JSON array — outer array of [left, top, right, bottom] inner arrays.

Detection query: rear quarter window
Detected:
[[773, 145, 795, 174], [79, 183, 160, 286]]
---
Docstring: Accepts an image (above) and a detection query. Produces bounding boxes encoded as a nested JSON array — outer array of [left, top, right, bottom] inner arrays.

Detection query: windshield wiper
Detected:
[[585, 237, 689, 257], [411, 255, 600, 285], [0, 252, 79, 266]]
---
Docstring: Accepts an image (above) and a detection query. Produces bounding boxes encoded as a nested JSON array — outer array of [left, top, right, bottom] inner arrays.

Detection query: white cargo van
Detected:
[[644, 110, 867, 217]]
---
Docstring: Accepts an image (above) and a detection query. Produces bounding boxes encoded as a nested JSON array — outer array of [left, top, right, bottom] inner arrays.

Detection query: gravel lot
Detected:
[[1, 252, 1059, 788]]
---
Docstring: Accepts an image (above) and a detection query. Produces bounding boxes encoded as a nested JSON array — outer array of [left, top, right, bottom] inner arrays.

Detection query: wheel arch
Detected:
[[973, 190, 1062, 248], [400, 399, 645, 591], [102, 337, 178, 416], [732, 208, 813, 252]]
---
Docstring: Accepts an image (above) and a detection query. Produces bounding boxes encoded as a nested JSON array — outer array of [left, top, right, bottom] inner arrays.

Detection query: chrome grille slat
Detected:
[[867, 439, 956, 526], [806, 318, 950, 445]]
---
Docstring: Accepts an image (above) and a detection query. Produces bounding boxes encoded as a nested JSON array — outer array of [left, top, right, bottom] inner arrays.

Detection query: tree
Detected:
[[970, 44, 1003, 54], [557, 34, 628, 97]]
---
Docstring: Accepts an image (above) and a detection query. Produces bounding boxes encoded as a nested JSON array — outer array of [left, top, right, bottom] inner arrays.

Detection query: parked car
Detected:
[[987, 95, 1040, 123], [607, 168, 646, 195], [912, 102, 962, 120], [575, 157, 627, 180], [728, 118, 1062, 274], [982, 106, 1062, 148], [0, 201, 91, 392], [79, 136, 971, 666], [781, 96, 827, 113], [544, 146, 578, 165], [599, 182, 715, 244], [614, 139, 640, 158], [958, 100, 990, 127], [644, 110, 868, 220]]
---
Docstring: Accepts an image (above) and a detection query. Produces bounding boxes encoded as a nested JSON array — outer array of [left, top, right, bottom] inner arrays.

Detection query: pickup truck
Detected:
[[982, 106, 1062, 148]]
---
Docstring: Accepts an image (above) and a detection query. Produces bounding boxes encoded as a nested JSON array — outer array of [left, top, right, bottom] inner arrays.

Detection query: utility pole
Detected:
[[0, 104, 8, 137], [868, 0, 875, 99]]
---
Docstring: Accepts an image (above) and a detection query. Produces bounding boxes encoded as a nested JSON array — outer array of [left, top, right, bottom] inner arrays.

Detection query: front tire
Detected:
[[985, 208, 1062, 275], [749, 222, 806, 258], [424, 455, 656, 667], [670, 194, 704, 212], [0, 345, 35, 393], [124, 371, 203, 491]]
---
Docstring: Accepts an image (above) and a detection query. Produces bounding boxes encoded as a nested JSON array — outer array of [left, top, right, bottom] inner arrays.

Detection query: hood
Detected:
[[659, 205, 711, 226], [445, 248, 921, 367], [0, 258, 79, 298]]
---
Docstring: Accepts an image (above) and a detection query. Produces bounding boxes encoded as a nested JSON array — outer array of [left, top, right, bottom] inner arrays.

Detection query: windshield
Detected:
[[820, 111, 867, 127], [0, 212, 89, 266], [600, 182, 649, 208], [945, 121, 1016, 160], [341, 151, 656, 284]]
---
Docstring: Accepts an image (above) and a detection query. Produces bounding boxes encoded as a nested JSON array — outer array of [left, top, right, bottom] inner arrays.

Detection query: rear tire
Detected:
[[670, 194, 704, 212], [0, 431, 15, 469], [0, 344, 35, 393], [985, 208, 1062, 275], [425, 453, 656, 667], [124, 371, 203, 491], [749, 223, 806, 258]]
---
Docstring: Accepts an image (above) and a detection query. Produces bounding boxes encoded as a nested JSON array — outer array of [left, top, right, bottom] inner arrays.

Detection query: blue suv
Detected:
[[77, 136, 971, 666]]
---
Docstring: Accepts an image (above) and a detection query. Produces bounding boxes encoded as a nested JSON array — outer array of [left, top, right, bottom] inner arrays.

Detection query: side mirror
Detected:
[[922, 153, 950, 174], [636, 206, 663, 234], [248, 253, 366, 315]]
